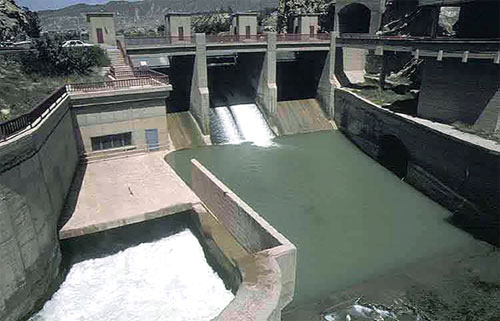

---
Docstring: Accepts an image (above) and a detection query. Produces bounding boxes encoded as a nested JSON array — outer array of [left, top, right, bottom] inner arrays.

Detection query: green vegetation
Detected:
[[277, 0, 334, 32], [192, 12, 231, 35], [21, 37, 109, 76], [0, 53, 106, 122]]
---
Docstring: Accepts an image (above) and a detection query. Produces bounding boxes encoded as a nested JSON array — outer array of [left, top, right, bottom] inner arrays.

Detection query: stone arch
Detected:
[[338, 3, 372, 34], [377, 135, 409, 178]]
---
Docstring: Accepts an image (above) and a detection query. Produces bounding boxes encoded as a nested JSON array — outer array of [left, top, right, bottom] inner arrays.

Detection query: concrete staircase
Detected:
[[106, 48, 133, 77]]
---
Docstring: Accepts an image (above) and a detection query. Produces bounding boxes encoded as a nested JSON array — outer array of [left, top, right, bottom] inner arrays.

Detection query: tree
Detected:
[[277, 0, 332, 32], [22, 7, 41, 38]]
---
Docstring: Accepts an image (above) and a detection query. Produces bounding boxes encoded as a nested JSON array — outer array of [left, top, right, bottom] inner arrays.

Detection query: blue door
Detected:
[[145, 129, 159, 151]]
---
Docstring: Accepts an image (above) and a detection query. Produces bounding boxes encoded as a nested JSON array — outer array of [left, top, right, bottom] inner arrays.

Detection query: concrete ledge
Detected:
[[191, 159, 296, 320]]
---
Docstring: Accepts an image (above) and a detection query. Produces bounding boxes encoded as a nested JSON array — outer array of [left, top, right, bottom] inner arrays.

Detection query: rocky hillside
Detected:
[[0, 0, 27, 39], [38, 0, 279, 32]]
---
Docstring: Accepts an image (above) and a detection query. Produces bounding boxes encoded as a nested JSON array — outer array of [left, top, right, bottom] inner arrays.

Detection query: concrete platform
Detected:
[[275, 99, 333, 136], [59, 152, 200, 239]]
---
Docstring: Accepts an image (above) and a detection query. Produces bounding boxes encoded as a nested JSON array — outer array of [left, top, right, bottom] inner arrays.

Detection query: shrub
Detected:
[[19, 37, 110, 76]]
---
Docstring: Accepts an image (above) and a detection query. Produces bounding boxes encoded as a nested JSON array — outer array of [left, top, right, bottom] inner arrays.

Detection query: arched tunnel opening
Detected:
[[339, 3, 371, 34], [378, 135, 409, 179]]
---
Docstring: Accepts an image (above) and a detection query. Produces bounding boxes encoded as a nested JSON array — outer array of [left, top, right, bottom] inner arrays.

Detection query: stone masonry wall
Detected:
[[0, 95, 79, 321], [334, 89, 500, 236]]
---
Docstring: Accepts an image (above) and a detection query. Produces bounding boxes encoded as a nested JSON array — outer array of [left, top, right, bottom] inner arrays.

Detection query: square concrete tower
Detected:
[[86, 13, 116, 46], [165, 12, 192, 41], [292, 13, 320, 35], [231, 12, 258, 38]]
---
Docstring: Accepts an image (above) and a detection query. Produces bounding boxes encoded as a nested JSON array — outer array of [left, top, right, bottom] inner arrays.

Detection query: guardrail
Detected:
[[116, 39, 134, 67], [125, 36, 195, 47], [276, 33, 331, 42], [0, 86, 66, 141], [66, 76, 170, 93], [206, 34, 268, 43], [109, 66, 168, 80]]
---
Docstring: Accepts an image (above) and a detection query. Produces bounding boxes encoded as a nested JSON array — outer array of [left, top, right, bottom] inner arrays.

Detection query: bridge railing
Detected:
[[276, 33, 331, 42], [66, 76, 170, 93], [125, 35, 195, 47], [0, 86, 66, 141], [206, 34, 268, 44]]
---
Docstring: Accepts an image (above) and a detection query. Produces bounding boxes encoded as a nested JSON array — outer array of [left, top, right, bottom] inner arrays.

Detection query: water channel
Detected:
[[29, 229, 234, 321], [166, 131, 499, 320]]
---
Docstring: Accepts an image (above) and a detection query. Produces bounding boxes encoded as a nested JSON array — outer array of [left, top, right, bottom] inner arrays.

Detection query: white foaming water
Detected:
[[30, 230, 234, 321], [230, 104, 275, 147], [210, 107, 243, 144]]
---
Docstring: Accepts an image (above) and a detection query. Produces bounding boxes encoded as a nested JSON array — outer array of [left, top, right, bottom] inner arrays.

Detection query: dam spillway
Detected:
[[30, 229, 234, 321], [210, 103, 274, 145]]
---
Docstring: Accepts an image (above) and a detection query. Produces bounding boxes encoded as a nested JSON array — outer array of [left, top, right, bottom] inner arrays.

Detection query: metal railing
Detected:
[[206, 34, 268, 44], [125, 35, 195, 47], [0, 86, 66, 141], [116, 39, 134, 67], [276, 33, 331, 42], [66, 76, 169, 93], [109, 66, 168, 80]]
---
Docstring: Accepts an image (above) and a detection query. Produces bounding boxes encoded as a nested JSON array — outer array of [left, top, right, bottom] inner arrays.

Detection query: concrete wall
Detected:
[[293, 15, 320, 35], [0, 95, 79, 321], [418, 59, 500, 128], [232, 15, 258, 36], [317, 33, 337, 117], [88, 15, 116, 46], [166, 15, 192, 40], [335, 0, 383, 34], [191, 160, 296, 321], [334, 88, 500, 239], [190, 33, 210, 135], [70, 87, 171, 154]]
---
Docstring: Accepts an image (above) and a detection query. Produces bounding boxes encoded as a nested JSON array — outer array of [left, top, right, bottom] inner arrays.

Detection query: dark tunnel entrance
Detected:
[[339, 3, 371, 33], [378, 135, 409, 179]]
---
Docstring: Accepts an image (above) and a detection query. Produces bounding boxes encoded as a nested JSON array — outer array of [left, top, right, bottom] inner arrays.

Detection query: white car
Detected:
[[62, 40, 94, 48]]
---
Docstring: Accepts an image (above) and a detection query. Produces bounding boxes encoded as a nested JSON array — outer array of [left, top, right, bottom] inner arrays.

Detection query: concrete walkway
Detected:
[[59, 152, 200, 239]]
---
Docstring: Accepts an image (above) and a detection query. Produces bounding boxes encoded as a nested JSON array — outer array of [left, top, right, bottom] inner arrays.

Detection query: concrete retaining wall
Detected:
[[0, 94, 79, 321], [191, 160, 296, 321], [334, 88, 500, 240], [418, 59, 500, 128]]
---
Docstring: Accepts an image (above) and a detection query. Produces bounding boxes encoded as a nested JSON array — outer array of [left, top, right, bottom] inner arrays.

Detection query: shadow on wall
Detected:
[[377, 135, 409, 179]]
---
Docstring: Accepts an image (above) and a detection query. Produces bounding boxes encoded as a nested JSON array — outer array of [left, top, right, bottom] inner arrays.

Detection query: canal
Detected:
[[166, 130, 499, 319]]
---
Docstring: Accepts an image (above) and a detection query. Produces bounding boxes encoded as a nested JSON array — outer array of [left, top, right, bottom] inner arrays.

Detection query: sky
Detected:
[[17, 0, 137, 11]]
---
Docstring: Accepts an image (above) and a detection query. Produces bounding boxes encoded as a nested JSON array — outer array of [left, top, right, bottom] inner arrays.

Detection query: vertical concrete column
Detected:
[[317, 32, 338, 118], [257, 32, 277, 116], [190, 33, 210, 135]]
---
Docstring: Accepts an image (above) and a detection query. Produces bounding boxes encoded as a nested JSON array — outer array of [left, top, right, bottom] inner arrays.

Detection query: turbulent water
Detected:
[[29, 230, 234, 321], [166, 131, 498, 317], [210, 104, 274, 146]]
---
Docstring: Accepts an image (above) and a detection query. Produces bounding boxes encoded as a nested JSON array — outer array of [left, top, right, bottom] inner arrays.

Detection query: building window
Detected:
[[91, 132, 132, 151]]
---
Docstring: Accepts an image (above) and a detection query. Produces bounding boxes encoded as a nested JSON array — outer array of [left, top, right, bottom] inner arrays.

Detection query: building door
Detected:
[[96, 28, 104, 44], [310, 25, 315, 37], [145, 129, 159, 151], [178, 26, 184, 41], [245, 26, 251, 39]]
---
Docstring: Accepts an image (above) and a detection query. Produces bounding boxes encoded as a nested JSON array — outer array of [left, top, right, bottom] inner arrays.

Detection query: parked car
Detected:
[[14, 40, 33, 49], [0, 41, 14, 48], [62, 40, 94, 48]]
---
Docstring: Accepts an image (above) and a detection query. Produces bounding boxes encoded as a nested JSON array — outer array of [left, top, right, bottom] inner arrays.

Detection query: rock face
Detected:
[[0, 0, 27, 39], [38, 0, 279, 32]]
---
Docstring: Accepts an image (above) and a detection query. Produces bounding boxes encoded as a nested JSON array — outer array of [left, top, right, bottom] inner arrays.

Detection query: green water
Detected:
[[166, 131, 478, 308]]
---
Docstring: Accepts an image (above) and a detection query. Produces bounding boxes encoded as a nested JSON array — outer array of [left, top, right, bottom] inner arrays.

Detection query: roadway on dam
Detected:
[[59, 152, 200, 239]]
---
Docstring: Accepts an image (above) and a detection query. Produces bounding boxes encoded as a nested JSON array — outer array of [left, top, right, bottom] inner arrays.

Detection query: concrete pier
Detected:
[[190, 33, 210, 135], [317, 32, 338, 118], [59, 153, 200, 239], [257, 32, 278, 116]]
